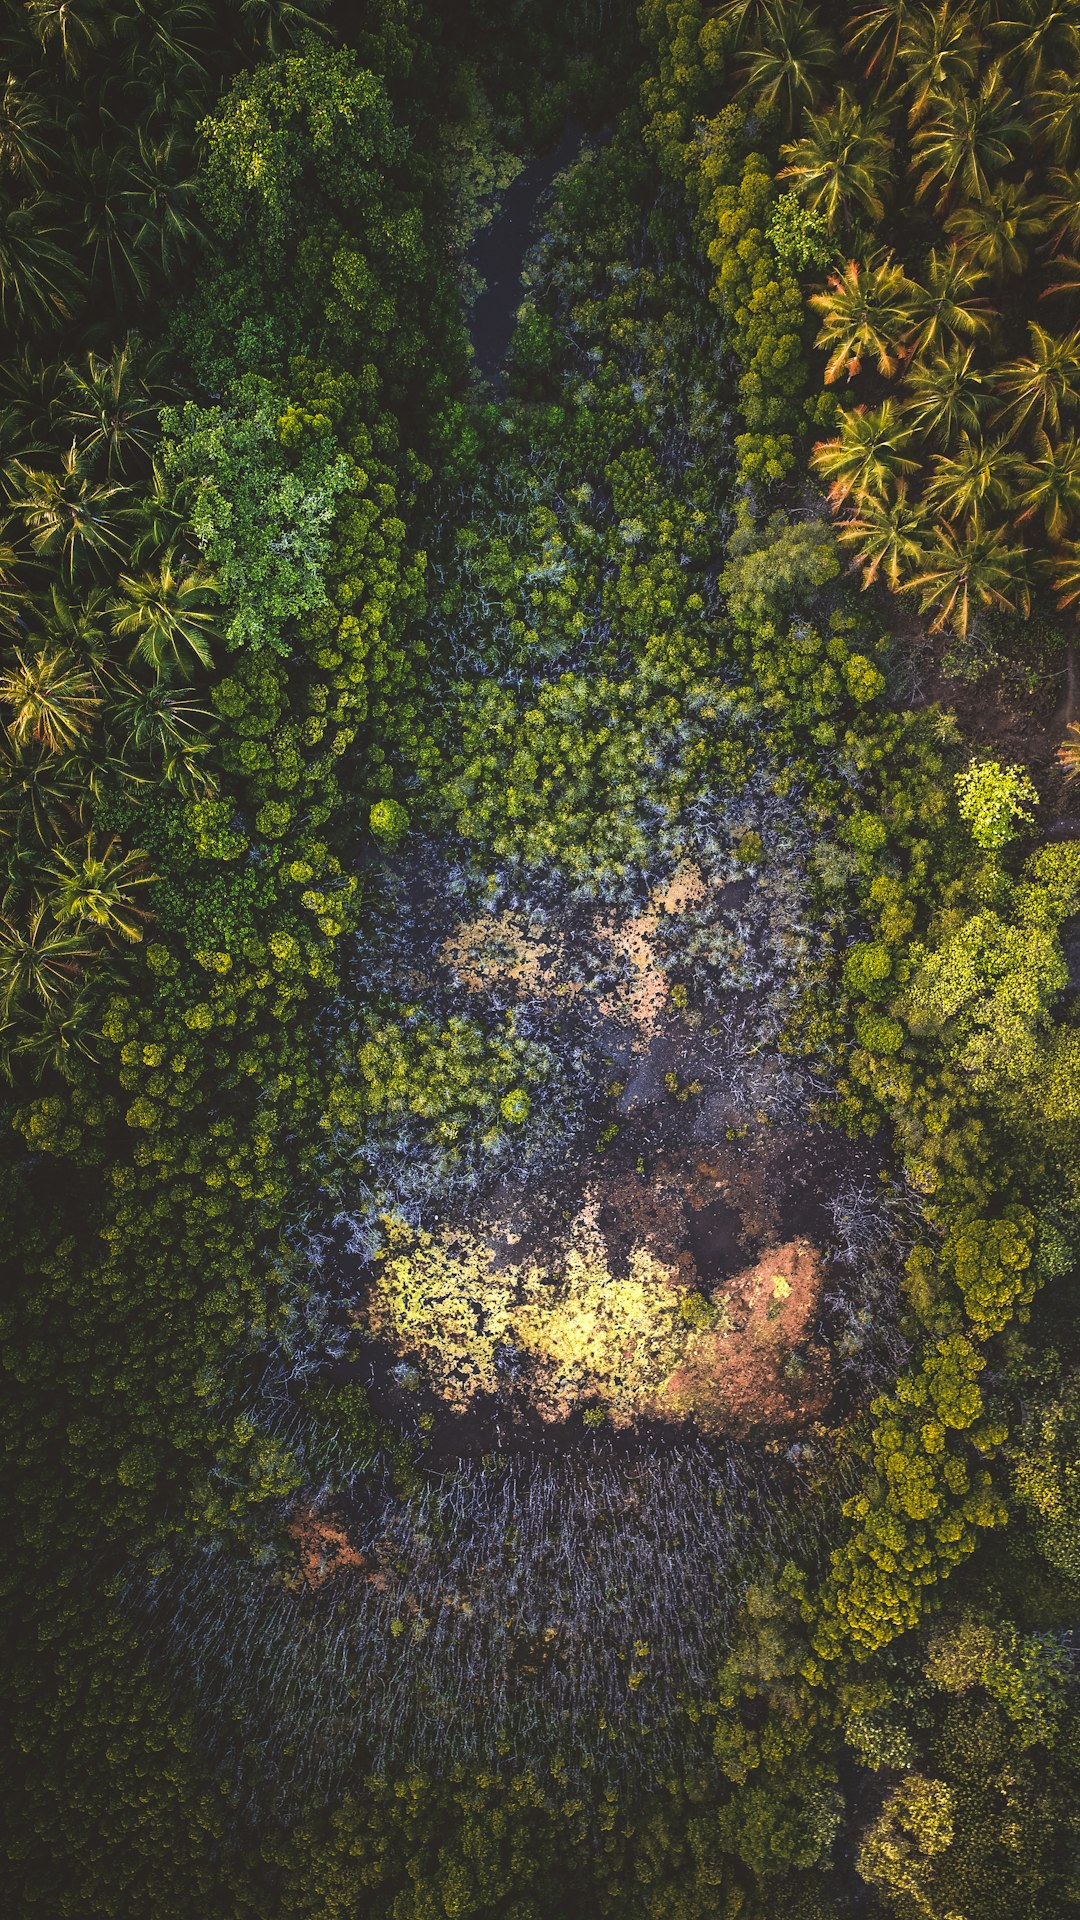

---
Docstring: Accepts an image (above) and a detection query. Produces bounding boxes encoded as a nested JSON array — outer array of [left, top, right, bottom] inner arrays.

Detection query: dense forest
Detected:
[[1, 0, 1078, 1914]]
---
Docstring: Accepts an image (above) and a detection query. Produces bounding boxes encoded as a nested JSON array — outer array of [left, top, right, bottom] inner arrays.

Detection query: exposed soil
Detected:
[[664, 1234, 831, 1432]]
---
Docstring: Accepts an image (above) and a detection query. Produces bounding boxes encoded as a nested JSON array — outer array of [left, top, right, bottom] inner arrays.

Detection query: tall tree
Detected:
[[1014, 430, 1080, 540], [901, 341, 987, 446], [0, 72, 60, 185], [945, 176, 1050, 277], [905, 247, 991, 353], [0, 647, 100, 753], [0, 735, 87, 844], [23, 0, 102, 72], [991, 4, 1080, 92], [104, 675, 216, 792], [844, 1, 912, 84], [6, 444, 132, 579], [1030, 69, 1080, 165], [778, 88, 893, 227], [108, 551, 219, 677], [740, 0, 836, 128], [912, 67, 1028, 208], [0, 191, 79, 327], [0, 899, 95, 1016], [898, 1, 981, 123], [44, 834, 153, 943], [809, 253, 915, 382], [992, 323, 1080, 434], [922, 433, 1015, 523], [1050, 537, 1080, 608], [837, 482, 926, 588], [909, 520, 1031, 634], [60, 340, 170, 477], [811, 400, 919, 504]]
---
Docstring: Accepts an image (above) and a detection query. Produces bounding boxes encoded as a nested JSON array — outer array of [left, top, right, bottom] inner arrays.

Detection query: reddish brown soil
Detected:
[[287, 1507, 366, 1590], [664, 1236, 831, 1433]]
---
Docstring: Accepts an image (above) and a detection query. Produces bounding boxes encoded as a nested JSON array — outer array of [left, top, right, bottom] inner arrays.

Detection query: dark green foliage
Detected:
[[2, 5, 1079, 1919]]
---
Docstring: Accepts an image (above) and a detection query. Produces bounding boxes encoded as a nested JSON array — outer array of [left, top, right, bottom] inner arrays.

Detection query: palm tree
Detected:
[[24, 1, 102, 71], [126, 458, 200, 568], [0, 899, 95, 1016], [713, 0, 764, 30], [44, 835, 154, 943], [912, 67, 1028, 209], [740, 1, 836, 128], [844, 1, 912, 83], [236, 0, 334, 56], [110, 0, 214, 83], [6, 444, 132, 579], [0, 73, 60, 185], [778, 89, 893, 228], [76, 145, 153, 305], [1052, 539, 1080, 608], [991, 6, 1080, 91], [945, 177, 1050, 278], [0, 345, 68, 443], [908, 521, 1031, 636], [1030, 71, 1080, 164], [0, 648, 100, 753], [837, 482, 926, 588], [108, 551, 219, 677], [0, 191, 79, 328], [60, 338, 169, 476], [13, 988, 99, 1079], [992, 323, 1080, 434], [122, 131, 204, 279], [1013, 431, 1080, 540], [811, 401, 919, 505], [921, 433, 1015, 523], [1042, 253, 1080, 303], [809, 253, 915, 382], [38, 582, 112, 664], [104, 672, 216, 791], [904, 247, 991, 354], [1057, 720, 1080, 786], [0, 534, 24, 635], [898, 2, 981, 123], [0, 736, 86, 844], [1045, 165, 1080, 252], [901, 341, 987, 445], [128, 460, 193, 567]]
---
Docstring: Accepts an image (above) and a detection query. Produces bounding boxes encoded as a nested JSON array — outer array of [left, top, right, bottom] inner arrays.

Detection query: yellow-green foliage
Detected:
[[322, 1010, 541, 1149], [954, 759, 1038, 852], [699, 132, 809, 485], [941, 1206, 1036, 1339], [365, 1214, 689, 1422], [856, 1774, 955, 1916], [925, 1615, 1068, 1750], [810, 1336, 1006, 1662], [897, 909, 1069, 1091]]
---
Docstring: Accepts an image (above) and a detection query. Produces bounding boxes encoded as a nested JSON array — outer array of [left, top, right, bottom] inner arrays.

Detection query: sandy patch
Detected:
[[441, 866, 708, 1043]]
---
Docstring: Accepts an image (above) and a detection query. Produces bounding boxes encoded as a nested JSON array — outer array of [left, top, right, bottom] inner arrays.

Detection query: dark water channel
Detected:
[[467, 118, 584, 376]]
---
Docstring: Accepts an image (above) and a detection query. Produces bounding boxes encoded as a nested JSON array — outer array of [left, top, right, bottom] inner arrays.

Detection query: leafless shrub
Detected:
[[822, 1175, 922, 1386], [130, 1439, 846, 1826]]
